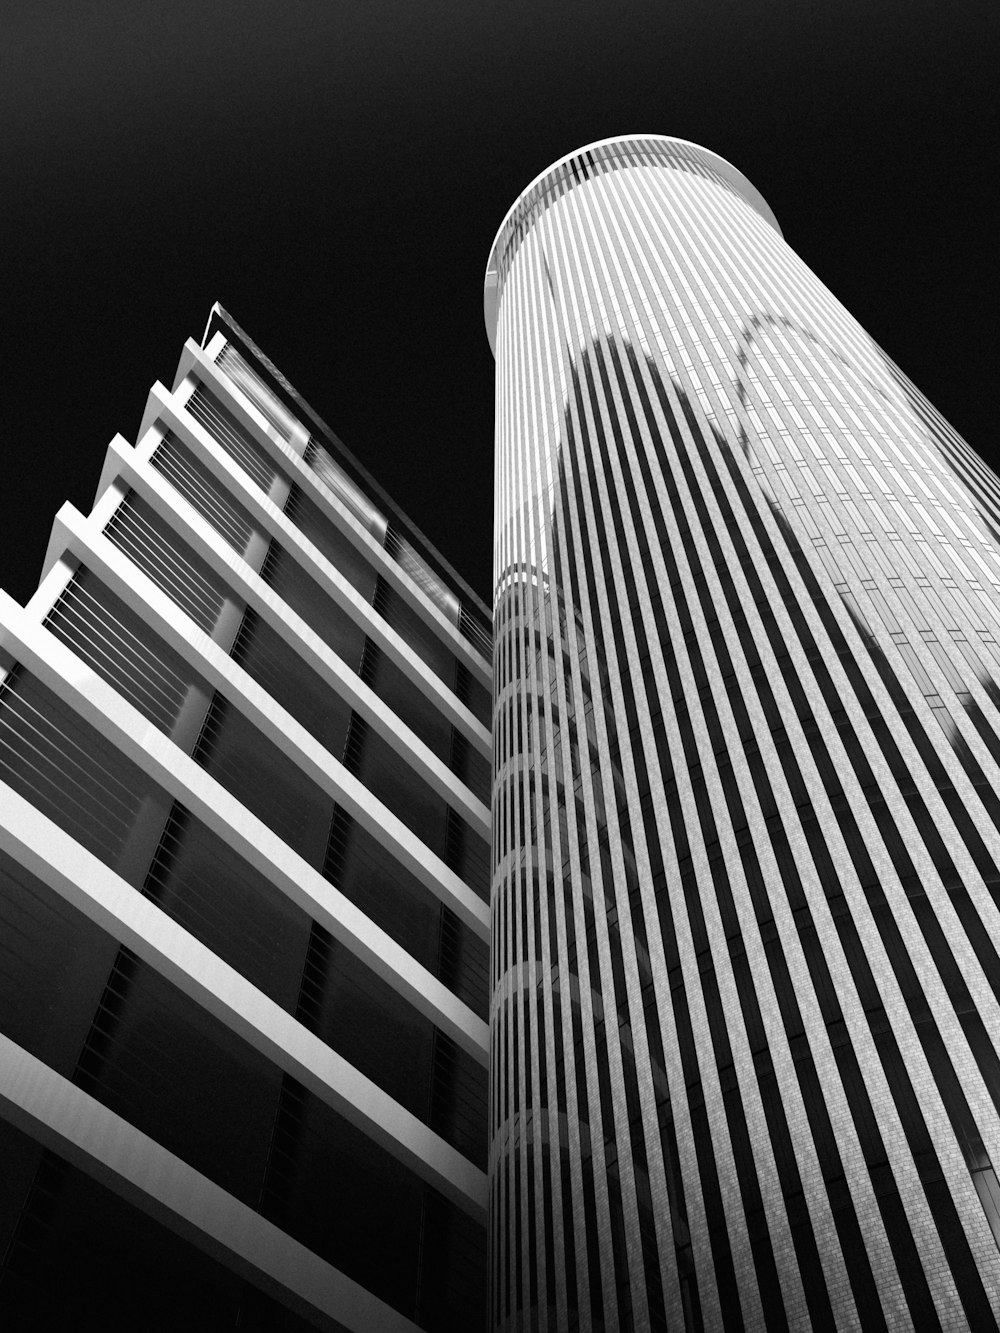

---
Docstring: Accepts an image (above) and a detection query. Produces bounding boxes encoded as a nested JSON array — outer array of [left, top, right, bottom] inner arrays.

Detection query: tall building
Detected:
[[4, 134, 1000, 1333], [0, 306, 493, 1330], [487, 135, 1000, 1332]]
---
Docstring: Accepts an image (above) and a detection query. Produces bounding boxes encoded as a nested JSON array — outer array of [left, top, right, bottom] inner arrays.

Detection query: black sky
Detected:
[[3, 0, 995, 608]]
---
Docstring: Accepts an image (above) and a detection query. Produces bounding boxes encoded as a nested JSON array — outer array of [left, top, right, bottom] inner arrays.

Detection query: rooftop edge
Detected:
[[483, 135, 781, 355]]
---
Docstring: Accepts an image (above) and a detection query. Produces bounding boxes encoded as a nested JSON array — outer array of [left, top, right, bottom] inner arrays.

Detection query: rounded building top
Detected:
[[483, 134, 781, 355]]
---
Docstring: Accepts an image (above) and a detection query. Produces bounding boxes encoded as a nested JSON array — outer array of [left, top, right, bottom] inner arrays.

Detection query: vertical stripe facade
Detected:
[[487, 136, 1000, 1332]]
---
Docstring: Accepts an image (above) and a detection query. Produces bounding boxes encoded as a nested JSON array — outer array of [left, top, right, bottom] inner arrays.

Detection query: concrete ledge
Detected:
[[0, 1032, 425, 1332]]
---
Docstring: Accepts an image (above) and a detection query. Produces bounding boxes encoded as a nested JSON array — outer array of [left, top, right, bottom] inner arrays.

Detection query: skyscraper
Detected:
[[0, 306, 493, 1330], [487, 135, 1000, 1331], [3, 132, 999, 1333]]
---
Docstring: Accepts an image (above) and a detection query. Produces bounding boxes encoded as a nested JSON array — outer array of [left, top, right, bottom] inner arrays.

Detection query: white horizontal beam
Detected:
[[0, 786, 487, 1219], [113, 423, 491, 755], [55, 499, 490, 847], [0, 1032, 425, 1332], [0, 593, 489, 1062], [175, 338, 492, 687]]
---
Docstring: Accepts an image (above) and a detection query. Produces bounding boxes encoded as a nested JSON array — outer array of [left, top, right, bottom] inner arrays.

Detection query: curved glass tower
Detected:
[[486, 135, 1000, 1331]]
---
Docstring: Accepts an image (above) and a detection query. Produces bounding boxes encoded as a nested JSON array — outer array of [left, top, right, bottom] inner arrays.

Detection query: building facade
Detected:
[[0, 306, 493, 1330], [4, 135, 1000, 1333], [487, 135, 1000, 1332]]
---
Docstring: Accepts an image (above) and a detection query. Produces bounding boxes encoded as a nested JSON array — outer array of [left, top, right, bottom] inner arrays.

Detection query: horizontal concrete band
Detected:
[[0, 1031, 424, 1333], [50, 497, 490, 852], [165, 339, 492, 689], [97, 423, 491, 755], [198, 307, 494, 627], [0, 786, 488, 1220], [0, 593, 489, 1062]]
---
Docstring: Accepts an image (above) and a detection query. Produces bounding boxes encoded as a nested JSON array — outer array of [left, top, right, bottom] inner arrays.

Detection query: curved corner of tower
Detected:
[[483, 266, 499, 359], [483, 133, 781, 356]]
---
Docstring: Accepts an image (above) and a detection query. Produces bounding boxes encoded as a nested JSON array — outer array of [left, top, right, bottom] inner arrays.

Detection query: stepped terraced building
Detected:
[[3, 135, 1000, 1332], [0, 306, 493, 1330]]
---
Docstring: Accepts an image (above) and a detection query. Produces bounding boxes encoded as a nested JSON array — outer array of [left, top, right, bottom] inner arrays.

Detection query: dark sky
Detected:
[[3, 0, 995, 608]]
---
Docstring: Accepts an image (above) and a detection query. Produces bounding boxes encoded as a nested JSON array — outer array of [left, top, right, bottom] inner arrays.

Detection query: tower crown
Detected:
[[483, 133, 780, 354]]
